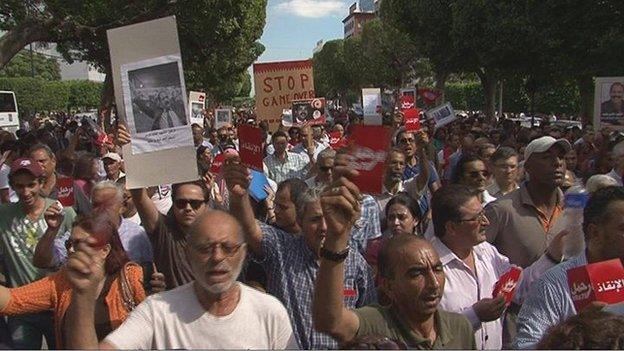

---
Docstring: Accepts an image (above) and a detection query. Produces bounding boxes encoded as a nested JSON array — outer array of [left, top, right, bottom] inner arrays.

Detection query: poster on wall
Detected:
[[253, 60, 315, 130], [594, 77, 624, 130]]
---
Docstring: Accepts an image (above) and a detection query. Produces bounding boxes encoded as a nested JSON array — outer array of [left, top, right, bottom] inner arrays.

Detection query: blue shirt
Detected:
[[54, 217, 154, 265], [255, 222, 377, 349], [404, 160, 440, 187], [513, 254, 586, 349]]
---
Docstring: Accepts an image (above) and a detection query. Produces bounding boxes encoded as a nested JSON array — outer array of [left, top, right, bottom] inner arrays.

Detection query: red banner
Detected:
[[210, 153, 226, 174], [329, 131, 347, 149], [56, 176, 75, 207], [238, 125, 264, 172], [404, 108, 421, 132], [418, 88, 442, 105], [567, 258, 624, 311], [347, 126, 391, 195], [493, 267, 522, 305]]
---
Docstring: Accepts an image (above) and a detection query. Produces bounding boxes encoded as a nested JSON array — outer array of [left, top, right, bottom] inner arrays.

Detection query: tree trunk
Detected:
[[476, 69, 497, 123], [0, 23, 52, 69], [576, 75, 594, 126], [99, 64, 115, 131], [434, 70, 448, 104]]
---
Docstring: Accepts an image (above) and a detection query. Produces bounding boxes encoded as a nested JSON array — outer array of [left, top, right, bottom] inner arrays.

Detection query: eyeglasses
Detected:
[[399, 138, 415, 145], [457, 210, 487, 223], [467, 170, 490, 178], [195, 242, 245, 257], [174, 199, 206, 210], [65, 238, 106, 252]]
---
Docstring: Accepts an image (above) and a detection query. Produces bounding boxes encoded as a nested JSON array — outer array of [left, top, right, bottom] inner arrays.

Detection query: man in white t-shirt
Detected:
[[64, 210, 297, 350]]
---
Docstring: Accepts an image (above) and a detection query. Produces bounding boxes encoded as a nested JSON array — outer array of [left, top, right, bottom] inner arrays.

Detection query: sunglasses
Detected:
[[174, 199, 206, 210], [468, 170, 490, 178], [319, 166, 333, 172]]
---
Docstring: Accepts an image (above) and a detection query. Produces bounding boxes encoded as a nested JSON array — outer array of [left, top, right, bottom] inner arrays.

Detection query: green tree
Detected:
[[0, 49, 61, 80]]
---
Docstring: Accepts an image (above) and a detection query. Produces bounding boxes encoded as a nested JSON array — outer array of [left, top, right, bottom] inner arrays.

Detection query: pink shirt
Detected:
[[431, 237, 554, 350]]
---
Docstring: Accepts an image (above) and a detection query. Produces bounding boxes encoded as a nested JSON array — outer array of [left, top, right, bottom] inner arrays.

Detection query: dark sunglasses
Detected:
[[319, 166, 333, 172], [468, 170, 490, 178], [174, 199, 206, 210]]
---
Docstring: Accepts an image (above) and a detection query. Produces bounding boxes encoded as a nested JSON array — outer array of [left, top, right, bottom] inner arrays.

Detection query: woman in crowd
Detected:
[[0, 213, 147, 349]]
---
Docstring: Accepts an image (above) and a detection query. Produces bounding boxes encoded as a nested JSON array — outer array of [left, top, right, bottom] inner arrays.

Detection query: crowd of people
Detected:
[[0, 106, 623, 349]]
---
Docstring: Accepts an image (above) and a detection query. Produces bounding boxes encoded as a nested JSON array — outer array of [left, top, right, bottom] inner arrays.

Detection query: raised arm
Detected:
[[33, 203, 64, 268], [313, 168, 362, 344], [222, 160, 264, 255], [129, 187, 160, 234]]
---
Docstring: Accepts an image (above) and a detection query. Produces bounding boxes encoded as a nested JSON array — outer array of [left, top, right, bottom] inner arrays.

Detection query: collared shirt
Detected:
[[485, 183, 566, 267], [350, 195, 382, 254], [354, 306, 476, 349], [513, 254, 587, 349], [255, 222, 376, 349], [375, 177, 428, 223], [605, 169, 623, 186], [486, 181, 519, 199], [431, 237, 554, 350], [404, 160, 440, 187], [292, 140, 328, 162], [263, 151, 310, 184], [54, 217, 154, 265]]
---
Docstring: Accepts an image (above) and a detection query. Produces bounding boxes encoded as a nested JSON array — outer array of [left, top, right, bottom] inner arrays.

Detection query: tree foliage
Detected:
[[0, 49, 61, 80]]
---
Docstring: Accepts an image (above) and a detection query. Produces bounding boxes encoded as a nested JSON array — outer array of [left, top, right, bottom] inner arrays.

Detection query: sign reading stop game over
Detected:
[[253, 60, 315, 131]]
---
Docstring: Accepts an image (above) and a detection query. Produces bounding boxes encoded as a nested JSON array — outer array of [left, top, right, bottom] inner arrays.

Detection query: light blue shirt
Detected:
[[513, 254, 587, 349]]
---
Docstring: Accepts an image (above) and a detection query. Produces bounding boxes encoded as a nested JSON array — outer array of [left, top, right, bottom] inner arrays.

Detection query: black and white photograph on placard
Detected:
[[121, 55, 193, 154], [191, 102, 203, 123]]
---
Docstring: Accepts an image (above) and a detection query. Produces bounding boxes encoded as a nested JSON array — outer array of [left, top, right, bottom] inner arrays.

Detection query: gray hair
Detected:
[[296, 187, 323, 224], [29, 143, 55, 159], [586, 174, 619, 194], [91, 180, 124, 203], [317, 147, 336, 162]]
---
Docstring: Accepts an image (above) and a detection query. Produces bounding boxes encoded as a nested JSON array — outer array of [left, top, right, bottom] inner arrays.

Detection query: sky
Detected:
[[255, 0, 346, 63]]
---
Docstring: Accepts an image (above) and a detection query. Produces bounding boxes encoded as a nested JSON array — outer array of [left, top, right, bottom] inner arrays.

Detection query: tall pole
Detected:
[[498, 79, 503, 120], [29, 43, 35, 77]]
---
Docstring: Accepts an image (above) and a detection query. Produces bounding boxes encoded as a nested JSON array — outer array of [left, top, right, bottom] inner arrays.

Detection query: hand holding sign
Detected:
[[567, 258, 624, 311], [347, 125, 391, 195], [473, 296, 507, 322], [493, 266, 522, 305], [237, 124, 264, 172]]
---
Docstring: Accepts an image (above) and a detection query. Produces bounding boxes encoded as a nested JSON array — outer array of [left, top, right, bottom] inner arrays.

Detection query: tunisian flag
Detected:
[[418, 88, 442, 105]]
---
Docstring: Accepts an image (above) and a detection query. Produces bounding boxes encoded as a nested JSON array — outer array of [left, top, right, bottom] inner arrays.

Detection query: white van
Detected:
[[0, 91, 19, 133]]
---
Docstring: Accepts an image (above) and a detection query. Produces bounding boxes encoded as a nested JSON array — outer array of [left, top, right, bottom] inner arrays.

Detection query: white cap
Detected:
[[102, 152, 122, 162], [524, 136, 571, 161]]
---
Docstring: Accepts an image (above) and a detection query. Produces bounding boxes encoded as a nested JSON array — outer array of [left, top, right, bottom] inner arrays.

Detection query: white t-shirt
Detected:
[[105, 282, 297, 350], [0, 164, 18, 202], [150, 184, 172, 215]]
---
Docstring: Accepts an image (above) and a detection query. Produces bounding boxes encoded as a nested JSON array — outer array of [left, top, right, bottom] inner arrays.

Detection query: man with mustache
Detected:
[[64, 210, 297, 349], [313, 172, 475, 349], [430, 185, 566, 349], [224, 161, 375, 349]]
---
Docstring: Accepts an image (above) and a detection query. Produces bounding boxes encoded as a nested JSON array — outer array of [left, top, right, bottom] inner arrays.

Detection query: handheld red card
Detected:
[[329, 132, 347, 149], [567, 258, 624, 311], [493, 266, 522, 305], [56, 176, 75, 207], [404, 108, 421, 132], [210, 153, 226, 174], [238, 125, 264, 172], [347, 125, 391, 195]]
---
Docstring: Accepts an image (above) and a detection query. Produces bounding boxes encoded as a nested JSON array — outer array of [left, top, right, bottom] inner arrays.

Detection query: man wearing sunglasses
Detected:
[[429, 185, 565, 349]]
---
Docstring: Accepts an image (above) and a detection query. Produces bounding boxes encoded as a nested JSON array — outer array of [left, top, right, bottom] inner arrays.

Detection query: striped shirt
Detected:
[[263, 151, 310, 184], [513, 254, 587, 349], [350, 195, 382, 254], [254, 222, 377, 349]]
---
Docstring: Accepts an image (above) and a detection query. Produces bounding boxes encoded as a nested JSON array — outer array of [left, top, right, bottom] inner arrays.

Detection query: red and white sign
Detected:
[[418, 88, 442, 105], [238, 124, 264, 172], [210, 153, 226, 174], [493, 267, 522, 305], [404, 108, 421, 132], [291, 98, 326, 126], [56, 176, 75, 207], [567, 258, 624, 311], [329, 131, 347, 149], [347, 126, 391, 195], [400, 89, 416, 110]]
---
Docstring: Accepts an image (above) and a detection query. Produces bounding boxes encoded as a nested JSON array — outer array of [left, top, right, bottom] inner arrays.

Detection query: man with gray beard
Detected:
[[64, 210, 297, 349]]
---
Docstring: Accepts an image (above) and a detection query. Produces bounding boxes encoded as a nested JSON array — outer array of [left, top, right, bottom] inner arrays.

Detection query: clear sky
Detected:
[[256, 0, 346, 62]]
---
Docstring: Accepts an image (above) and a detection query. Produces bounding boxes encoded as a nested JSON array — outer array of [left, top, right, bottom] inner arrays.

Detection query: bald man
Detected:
[[65, 211, 297, 349]]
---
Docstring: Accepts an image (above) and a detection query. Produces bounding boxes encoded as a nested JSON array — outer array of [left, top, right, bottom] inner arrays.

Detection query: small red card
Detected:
[[567, 258, 624, 311], [404, 108, 421, 132], [238, 125, 264, 172], [347, 125, 391, 195], [56, 176, 74, 207], [329, 132, 347, 149], [493, 267, 522, 305], [210, 153, 226, 174]]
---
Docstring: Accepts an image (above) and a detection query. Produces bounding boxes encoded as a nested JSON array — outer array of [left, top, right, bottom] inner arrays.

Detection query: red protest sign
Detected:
[[56, 176, 74, 207], [238, 124, 264, 172], [418, 88, 442, 105], [493, 267, 522, 305], [210, 153, 226, 174], [400, 93, 415, 110], [329, 132, 347, 149], [404, 108, 421, 132], [347, 125, 391, 195], [567, 258, 624, 311]]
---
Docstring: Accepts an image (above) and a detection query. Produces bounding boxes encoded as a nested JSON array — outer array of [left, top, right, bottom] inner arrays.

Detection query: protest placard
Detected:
[[400, 88, 417, 110], [107, 16, 198, 189], [291, 98, 326, 126], [189, 91, 205, 126], [418, 87, 442, 105], [238, 124, 264, 172], [493, 267, 522, 305], [56, 176, 74, 207], [362, 88, 382, 125], [253, 60, 315, 131], [426, 102, 456, 129], [329, 131, 347, 149], [567, 258, 624, 311], [347, 125, 391, 195], [214, 108, 232, 129], [594, 77, 624, 131], [404, 109, 421, 132]]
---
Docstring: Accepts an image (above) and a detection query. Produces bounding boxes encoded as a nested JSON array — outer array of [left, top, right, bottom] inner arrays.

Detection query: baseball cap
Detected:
[[524, 136, 572, 161], [102, 152, 122, 162], [9, 158, 44, 178]]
